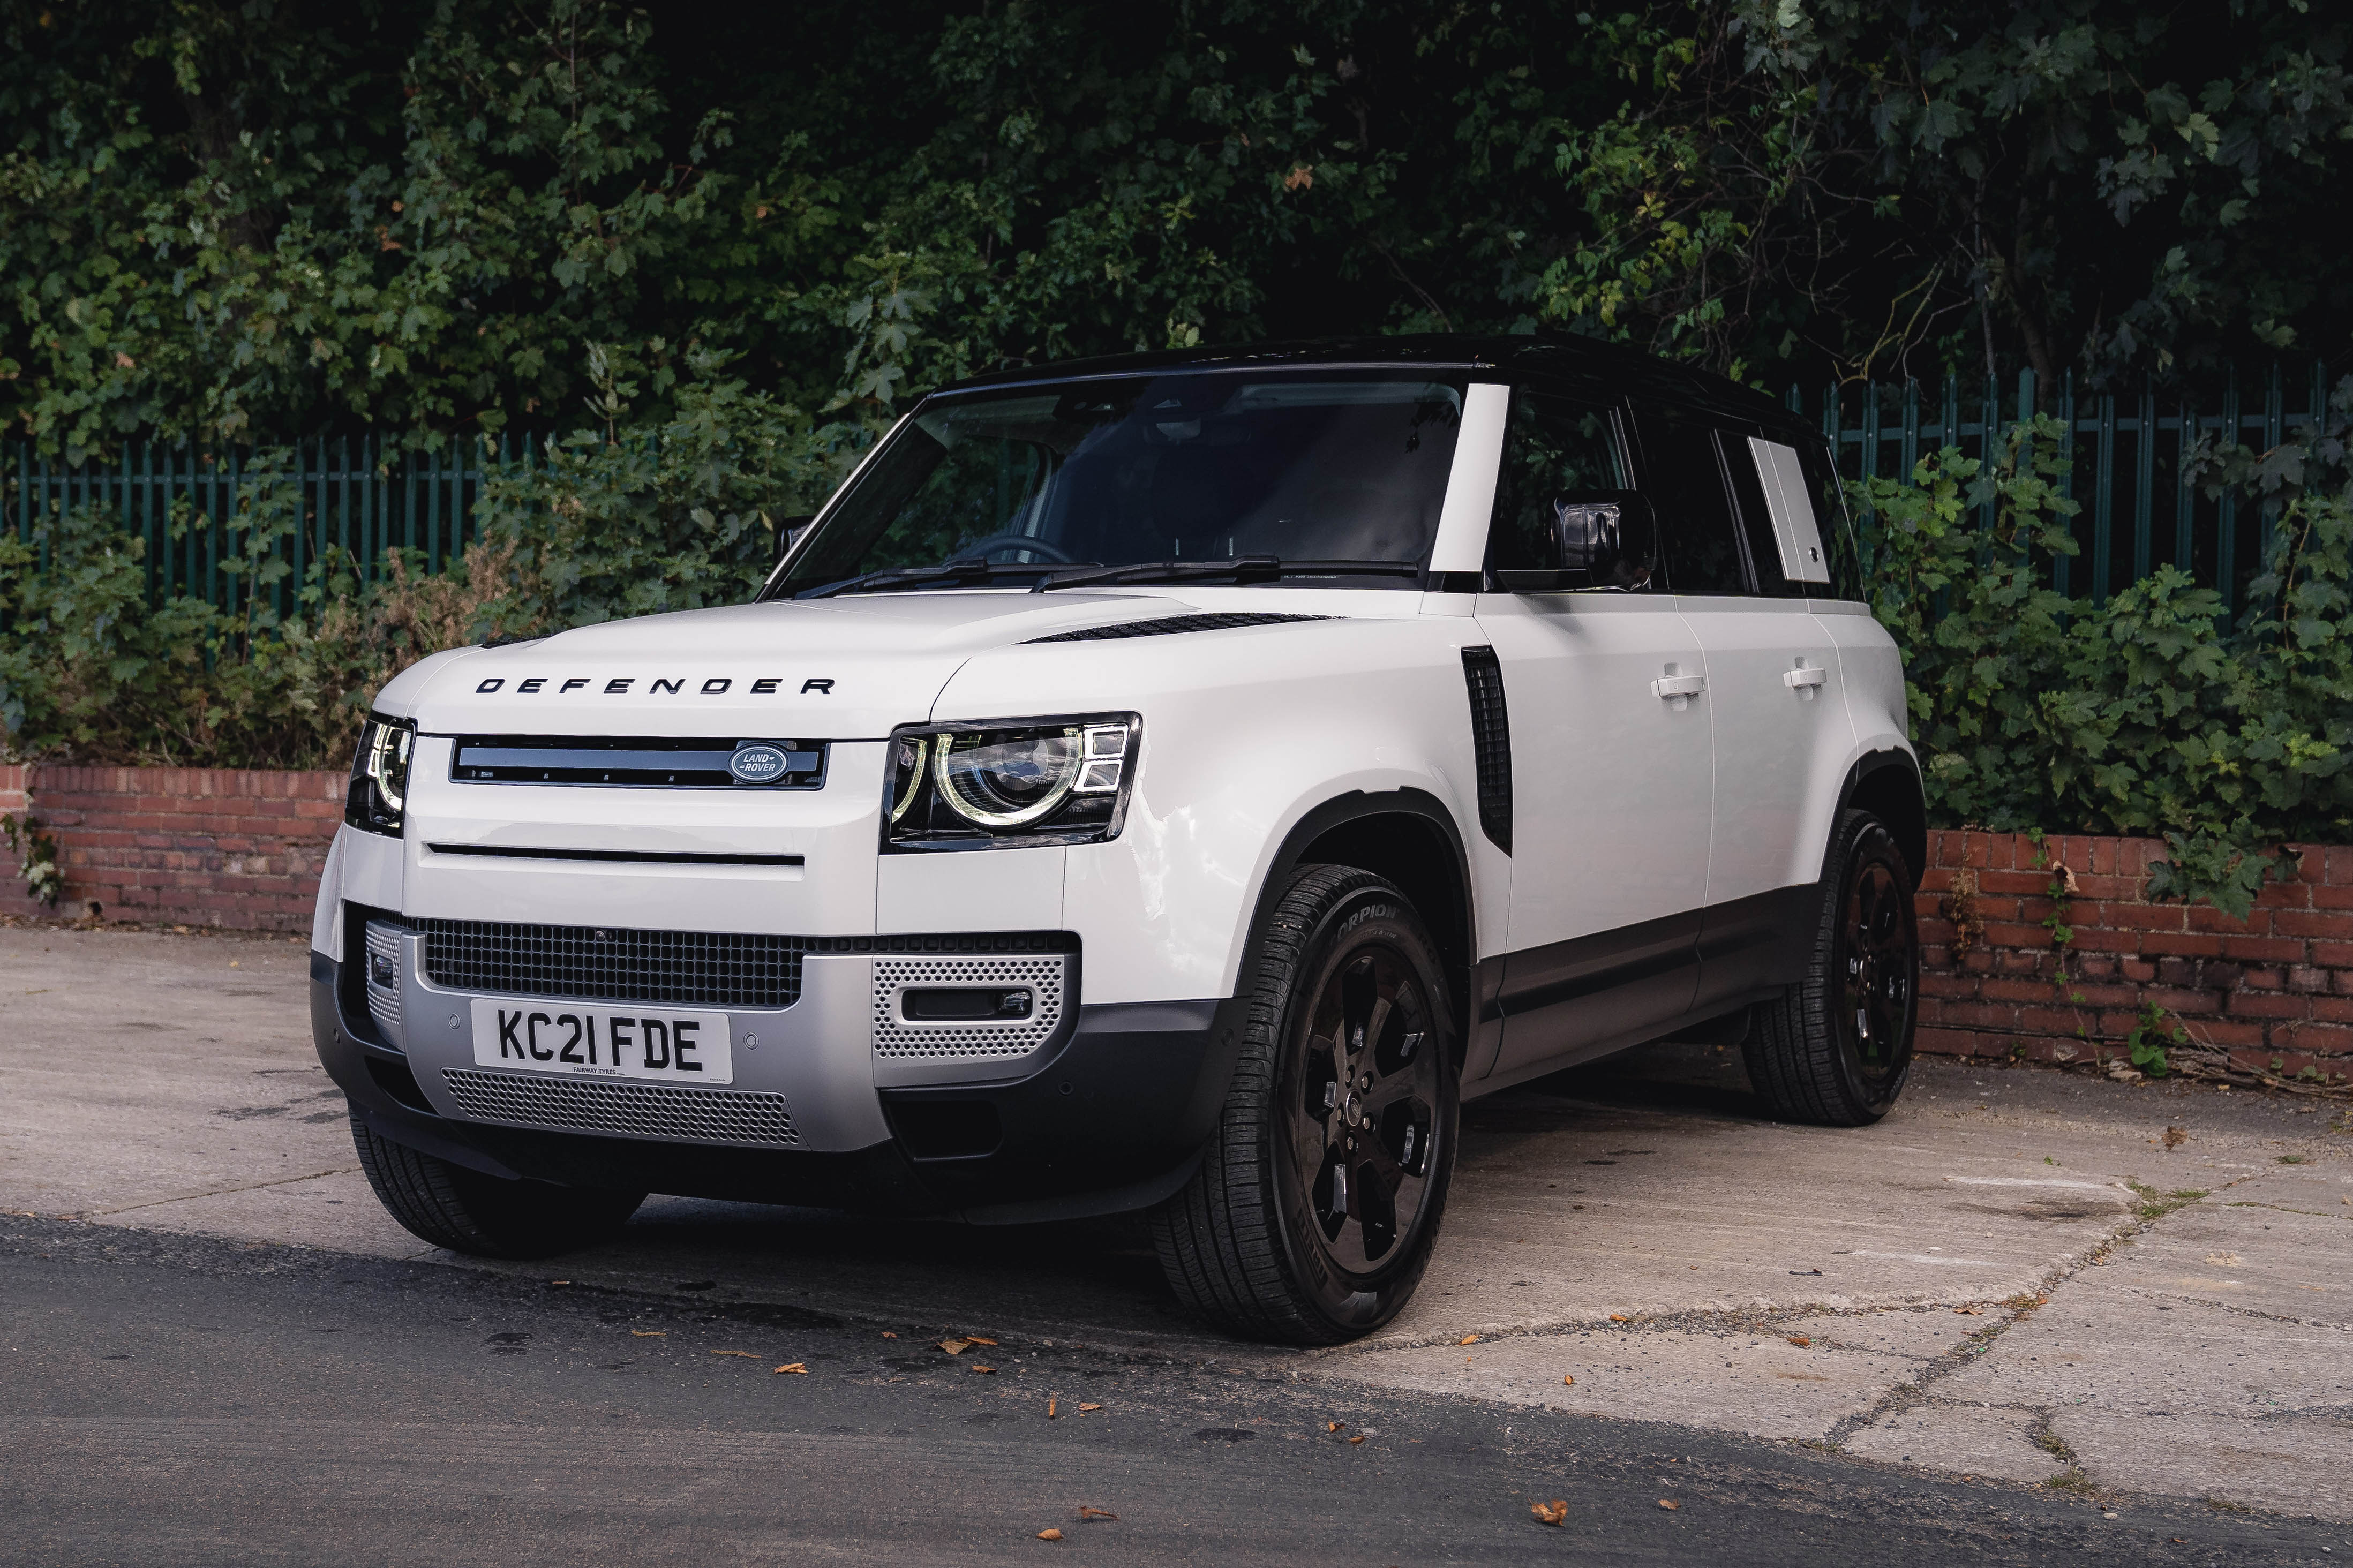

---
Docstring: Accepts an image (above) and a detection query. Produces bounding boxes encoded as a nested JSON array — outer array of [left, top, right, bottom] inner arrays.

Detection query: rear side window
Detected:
[[1629, 404, 1746, 595], [1794, 439, 1867, 602], [1487, 389, 1629, 576], [1717, 434, 1809, 598]]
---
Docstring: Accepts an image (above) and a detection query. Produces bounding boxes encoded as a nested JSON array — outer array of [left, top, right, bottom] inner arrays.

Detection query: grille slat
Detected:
[[440, 1068, 799, 1147], [417, 920, 807, 1009]]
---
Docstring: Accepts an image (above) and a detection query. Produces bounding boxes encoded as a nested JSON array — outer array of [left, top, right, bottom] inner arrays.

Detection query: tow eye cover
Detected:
[[728, 743, 791, 784]]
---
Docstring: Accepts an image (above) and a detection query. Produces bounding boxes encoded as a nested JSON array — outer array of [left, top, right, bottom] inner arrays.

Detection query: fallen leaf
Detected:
[[1048, 1399, 1058, 1419], [1078, 1404, 1102, 1413], [1609, 1314, 1630, 1322], [1036, 1528, 1063, 1541], [882, 1332, 898, 1339], [550, 1280, 569, 1285], [710, 1350, 759, 1358], [1562, 1374, 1576, 1385], [1327, 1421, 1344, 1433], [773, 1362, 808, 1375], [939, 1339, 972, 1354], [965, 1336, 999, 1346], [630, 1330, 666, 1338], [1458, 1335, 1481, 1345], [1348, 1435, 1366, 1445], [1786, 1336, 1811, 1348], [2162, 1126, 2187, 1150], [1531, 1500, 1568, 1526], [1076, 1507, 1117, 1522], [1952, 1306, 1983, 1316], [972, 1365, 997, 1374], [1658, 1499, 1680, 1511]]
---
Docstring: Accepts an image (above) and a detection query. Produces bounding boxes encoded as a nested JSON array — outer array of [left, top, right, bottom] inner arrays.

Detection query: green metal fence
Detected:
[[1791, 362, 2334, 614], [1, 360, 2337, 618], [1, 435, 536, 621]]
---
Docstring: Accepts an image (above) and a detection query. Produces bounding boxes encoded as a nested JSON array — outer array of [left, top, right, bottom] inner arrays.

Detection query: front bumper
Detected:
[[313, 941, 1244, 1223]]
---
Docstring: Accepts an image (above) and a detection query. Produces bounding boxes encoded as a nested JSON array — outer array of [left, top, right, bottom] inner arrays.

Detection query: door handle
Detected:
[[1651, 673, 1707, 699], [1783, 666, 1827, 688]]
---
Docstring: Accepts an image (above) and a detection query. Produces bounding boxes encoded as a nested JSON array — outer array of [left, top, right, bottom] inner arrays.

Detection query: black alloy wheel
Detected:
[[1152, 864, 1460, 1344], [1287, 941, 1444, 1277], [1745, 809, 1920, 1126], [1839, 853, 1917, 1092]]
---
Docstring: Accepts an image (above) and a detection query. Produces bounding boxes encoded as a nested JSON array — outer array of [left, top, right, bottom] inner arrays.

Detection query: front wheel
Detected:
[[351, 1113, 645, 1258], [1151, 865, 1459, 1344], [1744, 809, 1920, 1125]]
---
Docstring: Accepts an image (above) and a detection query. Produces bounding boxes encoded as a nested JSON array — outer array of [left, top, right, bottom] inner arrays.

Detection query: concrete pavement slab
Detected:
[[1843, 1405, 2061, 1483], [8, 922, 2352, 1524]]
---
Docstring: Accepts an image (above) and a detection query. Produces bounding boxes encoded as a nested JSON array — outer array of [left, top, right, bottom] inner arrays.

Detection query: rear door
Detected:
[[1629, 405, 1859, 1010]]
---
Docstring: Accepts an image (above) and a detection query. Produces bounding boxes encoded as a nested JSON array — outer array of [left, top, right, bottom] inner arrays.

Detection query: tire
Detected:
[[1151, 864, 1460, 1344], [350, 1112, 645, 1258], [1745, 808, 1920, 1126]]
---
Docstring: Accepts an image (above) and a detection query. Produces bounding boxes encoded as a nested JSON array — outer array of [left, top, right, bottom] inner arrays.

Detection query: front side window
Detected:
[[774, 372, 1467, 596], [1487, 389, 1631, 578]]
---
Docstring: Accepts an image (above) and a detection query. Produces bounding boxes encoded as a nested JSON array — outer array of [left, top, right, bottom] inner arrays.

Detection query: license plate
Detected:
[[469, 999, 735, 1086]]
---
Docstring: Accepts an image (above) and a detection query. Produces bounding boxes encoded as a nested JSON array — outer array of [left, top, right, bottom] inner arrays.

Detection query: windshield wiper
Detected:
[[797, 559, 1078, 599], [1038, 557, 1424, 591]]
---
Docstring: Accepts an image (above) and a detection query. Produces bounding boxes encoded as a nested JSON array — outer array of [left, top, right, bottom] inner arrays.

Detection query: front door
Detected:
[[1468, 387, 1713, 1081], [1474, 592, 1714, 1079]]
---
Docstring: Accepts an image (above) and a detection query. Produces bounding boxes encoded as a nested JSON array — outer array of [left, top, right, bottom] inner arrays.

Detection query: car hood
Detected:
[[379, 590, 1202, 738]]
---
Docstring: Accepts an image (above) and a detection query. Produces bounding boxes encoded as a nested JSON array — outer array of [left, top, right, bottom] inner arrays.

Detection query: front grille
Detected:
[[439, 1068, 799, 1147], [417, 920, 808, 1008], [1026, 612, 1331, 644], [449, 734, 828, 789], [873, 954, 1068, 1059]]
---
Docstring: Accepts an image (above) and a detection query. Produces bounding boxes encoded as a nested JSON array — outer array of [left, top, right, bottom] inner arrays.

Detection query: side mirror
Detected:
[[776, 514, 816, 563], [1494, 491, 1655, 592]]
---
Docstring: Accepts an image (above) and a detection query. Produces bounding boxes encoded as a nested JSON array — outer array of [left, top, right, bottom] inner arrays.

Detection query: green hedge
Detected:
[[4, 370, 2349, 914]]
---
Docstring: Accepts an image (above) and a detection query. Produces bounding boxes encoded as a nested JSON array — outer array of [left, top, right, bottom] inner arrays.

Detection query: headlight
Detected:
[[885, 715, 1138, 850], [346, 714, 416, 838]]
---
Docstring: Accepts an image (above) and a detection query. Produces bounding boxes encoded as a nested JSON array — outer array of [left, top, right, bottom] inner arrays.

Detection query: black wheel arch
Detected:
[[1836, 749, 1926, 892], [1249, 788, 1477, 1069]]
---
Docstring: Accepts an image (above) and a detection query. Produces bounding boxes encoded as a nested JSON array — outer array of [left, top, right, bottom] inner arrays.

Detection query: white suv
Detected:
[[312, 337, 1922, 1344]]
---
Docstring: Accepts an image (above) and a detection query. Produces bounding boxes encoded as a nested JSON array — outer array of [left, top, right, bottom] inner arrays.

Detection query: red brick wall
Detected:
[[1915, 830, 2353, 1082], [0, 764, 343, 931]]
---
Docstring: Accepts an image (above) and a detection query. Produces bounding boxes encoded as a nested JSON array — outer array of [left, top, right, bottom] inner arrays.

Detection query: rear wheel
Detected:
[[1152, 865, 1459, 1344], [1744, 809, 1919, 1125], [351, 1113, 645, 1258]]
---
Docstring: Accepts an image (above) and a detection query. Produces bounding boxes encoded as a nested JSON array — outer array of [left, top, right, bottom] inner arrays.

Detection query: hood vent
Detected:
[[1026, 612, 1333, 644]]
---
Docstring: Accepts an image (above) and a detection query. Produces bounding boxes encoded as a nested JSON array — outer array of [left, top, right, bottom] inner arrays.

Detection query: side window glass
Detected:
[[1794, 439, 1866, 602], [1488, 390, 1630, 576], [1632, 404, 1748, 595]]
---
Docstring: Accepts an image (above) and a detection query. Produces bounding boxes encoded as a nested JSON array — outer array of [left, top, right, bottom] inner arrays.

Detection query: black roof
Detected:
[[933, 334, 1809, 440]]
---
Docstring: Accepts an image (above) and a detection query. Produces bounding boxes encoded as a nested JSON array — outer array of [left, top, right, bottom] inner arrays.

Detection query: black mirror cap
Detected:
[[1494, 490, 1656, 592], [776, 514, 817, 561]]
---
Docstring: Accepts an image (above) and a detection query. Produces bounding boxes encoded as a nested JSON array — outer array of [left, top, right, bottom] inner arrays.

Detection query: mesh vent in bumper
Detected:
[[439, 1068, 800, 1147], [363, 921, 404, 1042], [873, 954, 1067, 1060], [416, 920, 808, 1009]]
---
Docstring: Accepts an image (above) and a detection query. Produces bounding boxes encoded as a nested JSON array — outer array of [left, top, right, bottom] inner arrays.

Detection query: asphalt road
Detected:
[[2, 1216, 2339, 1566]]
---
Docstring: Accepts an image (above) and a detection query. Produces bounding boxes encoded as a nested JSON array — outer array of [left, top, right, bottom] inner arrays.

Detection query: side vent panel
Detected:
[[1460, 646, 1513, 855]]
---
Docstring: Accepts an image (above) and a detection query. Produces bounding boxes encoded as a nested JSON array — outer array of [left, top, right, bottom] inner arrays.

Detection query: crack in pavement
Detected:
[[72, 1166, 362, 1219]]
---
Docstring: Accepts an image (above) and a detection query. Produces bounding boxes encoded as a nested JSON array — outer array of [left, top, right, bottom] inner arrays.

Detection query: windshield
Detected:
[[773, 370, 1467, 595]]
